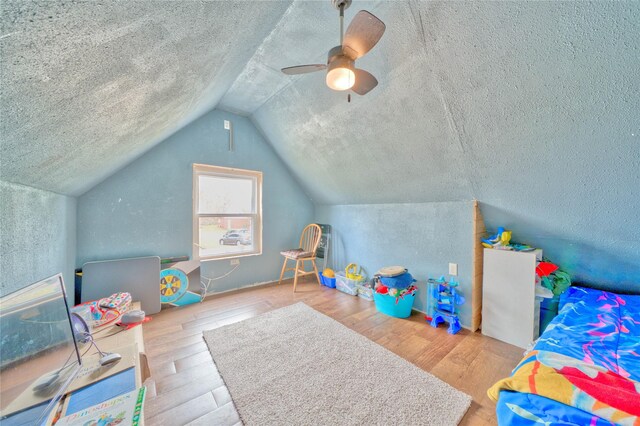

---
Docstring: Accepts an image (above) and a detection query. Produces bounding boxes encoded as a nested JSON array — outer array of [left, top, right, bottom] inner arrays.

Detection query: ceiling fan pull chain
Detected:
[[348, 93, 351, 103]]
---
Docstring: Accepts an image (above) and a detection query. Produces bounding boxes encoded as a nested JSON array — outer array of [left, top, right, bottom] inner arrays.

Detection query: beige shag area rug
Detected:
[[203, 302, 471, 425]]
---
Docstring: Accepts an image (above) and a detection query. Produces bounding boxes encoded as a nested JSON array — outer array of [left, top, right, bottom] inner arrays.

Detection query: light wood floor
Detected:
[[142, 278, 523, 425]]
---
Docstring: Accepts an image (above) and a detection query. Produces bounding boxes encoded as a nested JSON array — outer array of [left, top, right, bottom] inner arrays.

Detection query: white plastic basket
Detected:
[[356, 283, 374, 301], [335, 271, 363, 296]]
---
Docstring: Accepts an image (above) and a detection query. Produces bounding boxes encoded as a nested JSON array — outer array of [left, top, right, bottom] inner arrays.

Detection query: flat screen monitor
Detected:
[[0, 274, 82, 425]]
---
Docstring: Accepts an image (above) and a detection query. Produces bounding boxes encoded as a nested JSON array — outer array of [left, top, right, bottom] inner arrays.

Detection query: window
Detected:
[[193, 164, 262, 260]]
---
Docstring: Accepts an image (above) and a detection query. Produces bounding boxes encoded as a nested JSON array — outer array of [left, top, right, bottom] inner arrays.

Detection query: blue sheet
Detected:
[[497, 391, 616, 426], [538, 286, 640, 381], [495, 286, 640, 425]]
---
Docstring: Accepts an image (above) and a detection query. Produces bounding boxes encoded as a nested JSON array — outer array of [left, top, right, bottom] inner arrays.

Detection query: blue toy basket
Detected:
[[319, 274, 336, 288], [374, 292, 415, 318]]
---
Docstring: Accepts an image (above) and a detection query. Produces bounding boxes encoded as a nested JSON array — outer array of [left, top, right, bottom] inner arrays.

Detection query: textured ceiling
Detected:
[[219, 1, 385, 115], [247, 0, 475, 203], [231, 0, 640, 288], [0, 0, 292, 195], [2, 1, 639, 287], [232, 1, 640, 205]]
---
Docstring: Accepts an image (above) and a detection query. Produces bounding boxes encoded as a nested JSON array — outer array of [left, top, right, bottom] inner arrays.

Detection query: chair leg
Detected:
[[292, 260, 300, 293], [311, 259, 321, 285], [278, 257, 288, 285]]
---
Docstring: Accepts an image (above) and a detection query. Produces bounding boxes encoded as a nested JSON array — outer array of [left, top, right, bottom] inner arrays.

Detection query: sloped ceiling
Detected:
[[2, 1, 639, 287], [0, 0, 292, 195], [224, 0, 640, 288]]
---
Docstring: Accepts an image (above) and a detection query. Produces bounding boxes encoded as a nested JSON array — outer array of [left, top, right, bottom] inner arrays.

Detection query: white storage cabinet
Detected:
[[481, 248, 542, 349]]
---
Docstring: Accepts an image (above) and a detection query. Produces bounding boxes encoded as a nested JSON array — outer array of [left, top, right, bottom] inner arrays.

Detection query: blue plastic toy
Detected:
[[425, 276, 465, 334]]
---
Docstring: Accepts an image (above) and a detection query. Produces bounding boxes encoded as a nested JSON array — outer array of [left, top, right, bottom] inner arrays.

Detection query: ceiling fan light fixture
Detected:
[[281, 7, 385, 97], [326, 56, 355, 91]]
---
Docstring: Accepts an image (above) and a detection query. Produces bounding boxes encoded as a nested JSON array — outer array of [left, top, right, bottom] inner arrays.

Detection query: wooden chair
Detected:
[[278, 224, 322, 292]]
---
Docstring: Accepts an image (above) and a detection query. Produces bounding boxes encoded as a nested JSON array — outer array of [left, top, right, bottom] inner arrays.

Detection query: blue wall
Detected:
[[0, 181, 77, 296], [481, 202, 640, 294], [315, 201, 474, 327], [77, 109, 314, 294]]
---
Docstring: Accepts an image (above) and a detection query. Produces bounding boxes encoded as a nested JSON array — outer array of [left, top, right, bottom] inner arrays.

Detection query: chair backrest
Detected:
[[299, 224, 322, 255]]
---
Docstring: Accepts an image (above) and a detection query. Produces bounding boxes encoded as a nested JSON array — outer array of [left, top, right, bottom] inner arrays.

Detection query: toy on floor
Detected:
[[425, 276, 465, 334], [319, 268, 337, 288], [374, 266, 416, 300], [335, 264, 366, 296], [356, 278, 375, 301], [345, 263, 364, 280], [373, 267, 418, 318], [161, 258, 203, 306], [323, 268, 335, 278]]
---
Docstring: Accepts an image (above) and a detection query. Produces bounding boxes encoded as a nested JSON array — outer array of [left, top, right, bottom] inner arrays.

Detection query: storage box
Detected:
[[356, 283, 374, 301], [335, 272, 362, 296], [319, 274, 336, 289], [539, 308, 556, 334], [540, 294, 560, 312], [374, 292, 415, 318], [539, 294, 560, 334]]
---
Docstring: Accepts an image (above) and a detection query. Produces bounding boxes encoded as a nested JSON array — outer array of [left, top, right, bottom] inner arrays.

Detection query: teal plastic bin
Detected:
[[540, 294, 561, 333], [540, 294, 560, 312], [374, 292, 415, 318]]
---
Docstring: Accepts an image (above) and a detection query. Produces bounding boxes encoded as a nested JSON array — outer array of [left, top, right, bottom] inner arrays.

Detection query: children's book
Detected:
[[64, 368, 137, 415], [55, 387, 145, 426]]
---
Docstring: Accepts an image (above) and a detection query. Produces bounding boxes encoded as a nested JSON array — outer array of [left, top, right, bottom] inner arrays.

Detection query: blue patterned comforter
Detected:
[[495, 286, 640, 425]]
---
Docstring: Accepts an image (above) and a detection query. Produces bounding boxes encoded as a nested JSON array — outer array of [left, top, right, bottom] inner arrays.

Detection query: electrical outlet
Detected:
[[224, 120, 230, 130], [448, 263, 458, 276], [230, 258, 240, 266]]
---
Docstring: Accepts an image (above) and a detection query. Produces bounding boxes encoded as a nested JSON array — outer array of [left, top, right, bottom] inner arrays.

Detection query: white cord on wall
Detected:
[[200, 263, 240, 301]]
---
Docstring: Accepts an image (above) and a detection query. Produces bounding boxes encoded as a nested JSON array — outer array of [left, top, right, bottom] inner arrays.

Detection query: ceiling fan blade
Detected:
[[342, 10, 386, 60], [281, 64, 327, 75], [352, 69, 378, 95]]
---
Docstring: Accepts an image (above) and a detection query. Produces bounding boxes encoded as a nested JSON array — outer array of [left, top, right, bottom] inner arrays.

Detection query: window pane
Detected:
[[198, 175, 254, 214], [198, 217, 254, 257]]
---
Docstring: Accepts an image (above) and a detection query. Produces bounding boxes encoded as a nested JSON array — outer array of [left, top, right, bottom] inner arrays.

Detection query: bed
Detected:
[[488, 286, 640, 425]]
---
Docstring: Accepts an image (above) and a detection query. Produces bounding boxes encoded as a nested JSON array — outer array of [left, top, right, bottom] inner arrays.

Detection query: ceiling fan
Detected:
[[281, 0, 385, 96]]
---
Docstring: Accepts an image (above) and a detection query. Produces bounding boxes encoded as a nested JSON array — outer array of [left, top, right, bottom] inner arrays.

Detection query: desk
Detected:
[[1, 304, 149, 425], [55, 303, 149, 423]]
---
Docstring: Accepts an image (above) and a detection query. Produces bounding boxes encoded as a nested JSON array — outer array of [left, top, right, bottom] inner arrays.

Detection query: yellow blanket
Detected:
[[488, 350, 640, 426]]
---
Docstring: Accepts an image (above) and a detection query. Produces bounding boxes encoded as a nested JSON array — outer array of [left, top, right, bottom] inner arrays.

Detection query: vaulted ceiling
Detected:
[[2, 1, 639, 287], [235, 0, 640, 288], [0, 0, 293, 195]]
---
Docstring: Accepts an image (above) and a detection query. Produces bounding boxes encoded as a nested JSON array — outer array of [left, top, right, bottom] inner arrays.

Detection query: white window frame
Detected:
[[193, 163, 263, 261]]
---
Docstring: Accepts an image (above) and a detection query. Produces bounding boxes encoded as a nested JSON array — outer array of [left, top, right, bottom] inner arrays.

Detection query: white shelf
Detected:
[[481, 248, 542, 349]]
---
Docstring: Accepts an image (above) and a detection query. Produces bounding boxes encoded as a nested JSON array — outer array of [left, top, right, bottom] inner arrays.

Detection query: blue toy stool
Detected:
[[431, 310, 462, 334], [425, 276, 465, 335]]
